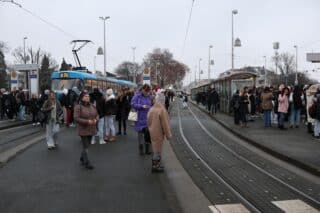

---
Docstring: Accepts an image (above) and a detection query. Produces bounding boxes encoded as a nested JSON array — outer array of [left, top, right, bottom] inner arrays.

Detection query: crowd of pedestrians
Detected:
[[196, 84, 320, 140], [11, 84, 174, 172]]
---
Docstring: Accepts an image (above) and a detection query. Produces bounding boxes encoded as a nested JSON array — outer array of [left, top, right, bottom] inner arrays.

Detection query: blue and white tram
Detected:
[[51, 70, 137, 95]]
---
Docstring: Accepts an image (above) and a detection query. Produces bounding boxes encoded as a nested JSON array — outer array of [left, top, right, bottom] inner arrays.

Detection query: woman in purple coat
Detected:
[[131, 84, 152, 155]]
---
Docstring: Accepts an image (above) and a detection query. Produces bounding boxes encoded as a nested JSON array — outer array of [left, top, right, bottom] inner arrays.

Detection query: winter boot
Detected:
[[151, 159, 164, 173], [145, 143, 151, 155], [84, 161, 94, 170], [139, 144, 144, 155]]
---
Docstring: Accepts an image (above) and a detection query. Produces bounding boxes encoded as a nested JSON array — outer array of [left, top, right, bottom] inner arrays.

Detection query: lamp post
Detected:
[[198, 58, 202, 81], [231, 9, 238, 70], [99, 16, 110, 76], [132, 47, 136, 83], [208, 45, 213, 79], [294, 45, 298, 85], [263, 56, 267, 86], [23, 37, 27, 64]]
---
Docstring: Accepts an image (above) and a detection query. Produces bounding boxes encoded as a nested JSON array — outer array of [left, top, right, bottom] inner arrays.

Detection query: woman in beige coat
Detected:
[[74, 91, 98, 170], [147, 92, 172, 173]]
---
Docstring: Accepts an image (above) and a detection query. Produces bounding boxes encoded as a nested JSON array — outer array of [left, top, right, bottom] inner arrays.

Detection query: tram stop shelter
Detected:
[[11, 64, 40, 96]]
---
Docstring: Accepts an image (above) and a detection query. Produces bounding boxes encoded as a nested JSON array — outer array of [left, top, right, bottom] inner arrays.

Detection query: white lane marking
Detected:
[[209, 204, 250, 213], [272, 199, 320, 213], [188, 106, 320, 206], [177, 104, 258, 212]]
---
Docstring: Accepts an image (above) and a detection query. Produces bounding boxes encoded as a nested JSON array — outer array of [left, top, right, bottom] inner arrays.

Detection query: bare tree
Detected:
[[143, 48, 189, 87], [115, 61, 140, 81], [272, 52, 295, 76]]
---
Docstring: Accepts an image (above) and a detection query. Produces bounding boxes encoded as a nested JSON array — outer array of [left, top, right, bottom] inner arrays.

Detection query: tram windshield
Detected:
[[51, 79, 83, 92]]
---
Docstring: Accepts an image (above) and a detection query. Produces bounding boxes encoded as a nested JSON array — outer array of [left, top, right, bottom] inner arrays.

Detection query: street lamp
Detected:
[[132, 47, 136, 83], [99, 16, 110, 76], [231, 9, 241, 70], [198, 58, 202, 81], [23, 36, 27, 64], [294, 45, 298, 85], [263, 56, 267, 86], [208, 45, 213, 79]]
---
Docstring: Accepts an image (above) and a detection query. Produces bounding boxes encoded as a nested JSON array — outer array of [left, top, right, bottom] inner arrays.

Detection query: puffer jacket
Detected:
[[74, 103, 98, 136], [131, 91, 152, 132]]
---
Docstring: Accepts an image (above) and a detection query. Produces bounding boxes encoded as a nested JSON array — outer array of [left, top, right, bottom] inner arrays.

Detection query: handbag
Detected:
[[128, 111, 137, 122]]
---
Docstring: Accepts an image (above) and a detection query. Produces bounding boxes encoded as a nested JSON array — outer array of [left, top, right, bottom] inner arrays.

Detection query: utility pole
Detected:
[[23, 37, 27, 64], [208, 45, 213, 79], [294, 45, 298, 85], [132, 47, 136, 83], [99, 16, 110, 76]]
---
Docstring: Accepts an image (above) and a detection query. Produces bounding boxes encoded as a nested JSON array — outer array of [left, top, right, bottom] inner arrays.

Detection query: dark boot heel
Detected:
[[145, 143, 151, 155], [80, 157, 85, 166]]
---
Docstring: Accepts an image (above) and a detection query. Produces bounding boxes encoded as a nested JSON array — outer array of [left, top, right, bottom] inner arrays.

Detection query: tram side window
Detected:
[[84, 80, 92, 91], [92, 80, 98, 90]]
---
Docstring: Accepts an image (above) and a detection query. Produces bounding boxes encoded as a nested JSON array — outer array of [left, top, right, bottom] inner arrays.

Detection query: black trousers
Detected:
[[80, 136, 92, 164], [118, 119, 127, 133]]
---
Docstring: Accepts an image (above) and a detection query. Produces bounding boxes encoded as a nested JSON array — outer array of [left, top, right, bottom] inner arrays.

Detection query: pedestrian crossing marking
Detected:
[[272, 199, 319, 213], [209, 204, 250, 213]]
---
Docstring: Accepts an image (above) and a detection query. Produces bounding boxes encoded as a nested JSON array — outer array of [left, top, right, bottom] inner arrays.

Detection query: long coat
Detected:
[[74, 103, 98, 136], [261, 92, 273, 110], [147, 102, 172, 153], [131, 91, 152, 132], [116, 95, 131, 121]]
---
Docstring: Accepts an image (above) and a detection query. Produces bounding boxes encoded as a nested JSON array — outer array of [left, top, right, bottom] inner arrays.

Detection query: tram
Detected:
[[191, 70, 258, 113], [51, 70, 137, 95]]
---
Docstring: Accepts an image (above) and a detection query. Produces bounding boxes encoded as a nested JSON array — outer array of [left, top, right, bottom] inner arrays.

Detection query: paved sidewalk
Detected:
[[0, 126, 182, 213], [191, 101, 320, 177]]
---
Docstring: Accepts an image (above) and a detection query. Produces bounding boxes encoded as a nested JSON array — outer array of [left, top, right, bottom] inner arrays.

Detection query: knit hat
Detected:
[[63, 88, 68, 95], [106, 88, 113, 96], [155, 93, 165, 106]]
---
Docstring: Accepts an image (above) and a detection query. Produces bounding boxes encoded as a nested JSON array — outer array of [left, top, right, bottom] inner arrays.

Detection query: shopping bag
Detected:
[[128, 111, 137, 122]]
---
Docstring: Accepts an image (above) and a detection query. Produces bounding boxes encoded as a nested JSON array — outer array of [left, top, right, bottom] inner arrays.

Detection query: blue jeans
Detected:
[[289, 108, 301, 127], [278, 112, 285, 128], [263, 109, 272, 127], [104, 115, 115, 136], [18, 105, 25, 121]]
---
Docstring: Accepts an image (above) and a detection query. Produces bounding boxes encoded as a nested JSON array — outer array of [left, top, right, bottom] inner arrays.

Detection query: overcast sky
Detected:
[[1, 0, 320, 84]]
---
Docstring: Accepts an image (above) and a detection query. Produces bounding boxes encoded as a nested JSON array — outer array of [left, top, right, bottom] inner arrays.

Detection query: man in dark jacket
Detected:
[[208, 88, 219, 115], [90, 88, 106, 144]]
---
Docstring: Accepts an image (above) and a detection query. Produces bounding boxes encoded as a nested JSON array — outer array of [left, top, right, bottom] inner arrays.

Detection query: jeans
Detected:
[[80, 136, 92, 164], [105, 115, 115, 136], [278, 112, 285, 128], [263, 109, 272, 127], [18, 105, 25, 121], [97, 117, 105, 139], [290, 108, 301, 127], [314, 120, 320, 137], [46, 121, 58, 147]]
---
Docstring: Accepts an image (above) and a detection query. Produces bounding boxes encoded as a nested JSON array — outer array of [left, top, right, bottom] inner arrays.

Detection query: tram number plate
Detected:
[[60, 73, 69, 78]]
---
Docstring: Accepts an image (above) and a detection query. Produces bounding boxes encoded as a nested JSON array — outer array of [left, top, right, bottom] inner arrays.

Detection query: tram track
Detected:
[[0, 124, 44, 153], [176, 102, 320, 212]]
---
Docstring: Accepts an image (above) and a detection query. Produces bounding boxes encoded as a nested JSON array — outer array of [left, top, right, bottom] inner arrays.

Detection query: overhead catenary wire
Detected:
[[181, 0, 195, 57], [1, 0, 78, 39]]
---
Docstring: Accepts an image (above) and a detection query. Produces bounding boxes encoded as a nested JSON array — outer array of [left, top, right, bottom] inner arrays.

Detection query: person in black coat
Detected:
[[89, 88, 106, 144], [116, 89, 130, 135], [30, 94, 41, 126], [239, 89, 249, 127], [208, 88, 219, 115]]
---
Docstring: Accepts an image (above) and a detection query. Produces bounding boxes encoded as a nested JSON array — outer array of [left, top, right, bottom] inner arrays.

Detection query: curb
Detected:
[[0, 121, 32, 131], [162, 140, 212, 213], [190, 101, 320, 177], [0, 134, 45, 167]]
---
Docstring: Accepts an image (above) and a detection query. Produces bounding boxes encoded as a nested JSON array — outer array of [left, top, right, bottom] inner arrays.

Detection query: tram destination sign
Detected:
[[60, 72, 69, 78]]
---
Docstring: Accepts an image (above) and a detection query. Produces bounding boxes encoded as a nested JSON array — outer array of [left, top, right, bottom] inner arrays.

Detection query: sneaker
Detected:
[[99, 139, 106, 144], [36, 122, 41, 126], [32, 123, 36, 126]]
